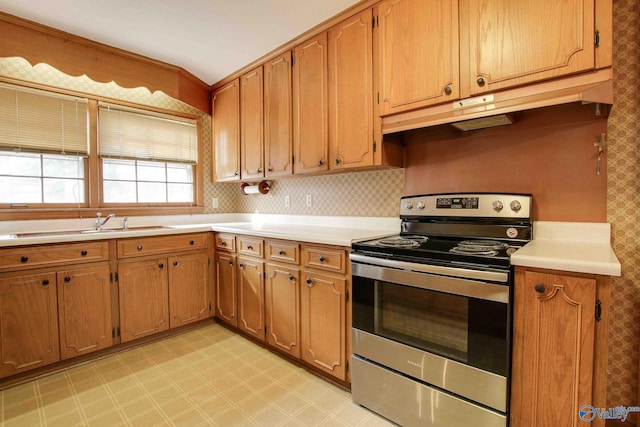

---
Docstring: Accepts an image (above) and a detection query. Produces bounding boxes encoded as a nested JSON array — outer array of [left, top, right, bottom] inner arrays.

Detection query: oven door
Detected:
[[350, 253, 512, 413]]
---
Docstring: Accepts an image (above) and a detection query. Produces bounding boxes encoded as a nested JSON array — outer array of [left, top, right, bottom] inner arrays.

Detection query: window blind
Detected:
[[98, 104, 198, 164], [0, 83, 89, 155]]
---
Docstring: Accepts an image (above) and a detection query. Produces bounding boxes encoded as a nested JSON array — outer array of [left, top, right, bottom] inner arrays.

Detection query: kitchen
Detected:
[[0, 0, 637, 426]]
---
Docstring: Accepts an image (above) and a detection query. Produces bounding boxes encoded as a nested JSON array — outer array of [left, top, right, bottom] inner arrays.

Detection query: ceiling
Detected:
[[0, 0, 361, 86]]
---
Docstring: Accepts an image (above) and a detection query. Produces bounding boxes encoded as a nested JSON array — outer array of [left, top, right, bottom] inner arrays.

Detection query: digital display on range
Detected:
[[436, 197, 479, 209]]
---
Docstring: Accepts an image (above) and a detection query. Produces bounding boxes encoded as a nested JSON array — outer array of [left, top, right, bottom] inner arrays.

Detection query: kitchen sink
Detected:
[[14, 225, 172, 238]]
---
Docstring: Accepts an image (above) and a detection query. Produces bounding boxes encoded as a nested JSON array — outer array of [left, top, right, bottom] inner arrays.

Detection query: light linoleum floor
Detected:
[[0, 323, 394, 426]]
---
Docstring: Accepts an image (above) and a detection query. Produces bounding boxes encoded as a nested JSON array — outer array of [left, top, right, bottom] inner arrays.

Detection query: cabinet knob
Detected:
[[234, 171, 239, 176], [20, 256, 28, 263], [239, 263, 245, 269], [534, 284, 545, 293], [159, 263, 164, 269], [190, 240, 195, 245], [221, 241, 227, 246], [335, 158, 341, 165], [257, 167, 262, 173], [476, 76, 486, 87], [318, 160, 324, 166], [247, 245, 253, 250], [228, 261, 233, 267], [289, 274, 295, 281], [444, 85, 452, 95], [267, 166, 273, 172], [137, 245, 143, 251], [81, 250, 88, 256], [173, 261, 179, 267], [306, 278, 313, 288], [278, 250, 285, 256], [64, 276, 71, 283], [319, 256, 326, 263], [41, 279, 50, 286]]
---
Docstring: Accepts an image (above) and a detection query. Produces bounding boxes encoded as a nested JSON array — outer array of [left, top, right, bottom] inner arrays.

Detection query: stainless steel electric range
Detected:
[[350, 193, 532, 427]]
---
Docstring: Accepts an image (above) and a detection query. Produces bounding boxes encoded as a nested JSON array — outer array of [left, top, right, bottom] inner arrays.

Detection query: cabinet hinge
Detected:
[[263, 271, 266, 279], [372, 15, 378, 28], [110, 272, 113, 283], [377, 92, 380, 104], [594, 30, 600, 48], [291, 56, 295, 67], [292, 155, 295, 164], [115, 272, 118, 282], [345, 290, 350, 302], [373, 140, 377, 153], [595, 299, 602, 321], [209, 303, 212, 312], [112, 326, 120, 338], [346, 360, 349, 373]]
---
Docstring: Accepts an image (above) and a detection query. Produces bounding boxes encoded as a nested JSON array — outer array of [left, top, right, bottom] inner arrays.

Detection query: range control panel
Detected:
[[400, 193, 532, 218]]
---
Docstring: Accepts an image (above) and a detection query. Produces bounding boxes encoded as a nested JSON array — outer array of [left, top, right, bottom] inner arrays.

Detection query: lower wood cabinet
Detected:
[[237, 256, 265, 340], [510, 267, 610, 427], [215, 251, 237, 327], [265, 263, 300, 358], [300, 270, 346, 381], [168, 252, 210, 328]]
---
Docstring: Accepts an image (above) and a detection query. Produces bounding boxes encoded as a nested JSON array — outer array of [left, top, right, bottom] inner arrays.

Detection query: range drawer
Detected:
[[215, 233, 236, 252], [302, 245, 347, 273], [238, 236, 264, 258], [266, 240, 300, 264], [117, 233, 207, 259], [0, 241, 109, 272]]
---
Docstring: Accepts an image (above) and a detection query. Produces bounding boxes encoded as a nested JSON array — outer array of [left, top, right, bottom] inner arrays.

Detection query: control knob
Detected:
[[416, 201, 425, 210], [510, 200, 522, 212], [404, 201, 414, 210], [492, 200, 504, 212]]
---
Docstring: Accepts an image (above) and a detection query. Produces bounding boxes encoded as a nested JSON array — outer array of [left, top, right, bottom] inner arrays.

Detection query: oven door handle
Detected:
[[349, 253, 509, 303]]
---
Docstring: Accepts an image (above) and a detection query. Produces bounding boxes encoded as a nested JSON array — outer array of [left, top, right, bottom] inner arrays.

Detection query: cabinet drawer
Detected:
[[0, 241, 109, 272], [117, 233, 207, 258], [238, 236, 264, 258], [266, 240, 300, 264], [302, 245, 346, 273], [215, 233, 236, 252]]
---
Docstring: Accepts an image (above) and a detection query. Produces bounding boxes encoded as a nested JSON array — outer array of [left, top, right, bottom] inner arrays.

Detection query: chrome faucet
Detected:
[[95, 213, 115, 230]]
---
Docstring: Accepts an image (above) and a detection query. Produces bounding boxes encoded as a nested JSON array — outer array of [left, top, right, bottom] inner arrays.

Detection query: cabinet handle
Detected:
[[534, 284, 545, 293], [159, 263, 164, 269], [335, 158, 341, 165], [476, 76, 486, 87], [278, 250, 285, 256], [247, 245, 253, 250], [81, 250, 88, 256], [137, 245, 143, 251], [190, 240, 195, 245], [319, 256, 326, 263], [173, 261, 179, 267], [64, 276, 71, 283], [318, 160, 324, 166], [289, 274, 295, 281], [20, 256, 28, 263], [41, 279, 50, 286], [444, 85, 452, 95], [306, 278, 313, 288]]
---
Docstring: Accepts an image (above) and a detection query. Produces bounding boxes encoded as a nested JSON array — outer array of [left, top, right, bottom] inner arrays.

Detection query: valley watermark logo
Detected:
[[579, 405, 640, 423]]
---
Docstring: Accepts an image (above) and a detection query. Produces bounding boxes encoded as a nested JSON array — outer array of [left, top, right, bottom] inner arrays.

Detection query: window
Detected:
[[98, 104, 198, 205], [0, 83, 88, 206]]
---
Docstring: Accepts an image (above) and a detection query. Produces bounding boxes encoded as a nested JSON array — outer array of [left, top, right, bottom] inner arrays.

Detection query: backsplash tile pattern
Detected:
[[606, 0, 639, 409], [236, 169, 404, 217]]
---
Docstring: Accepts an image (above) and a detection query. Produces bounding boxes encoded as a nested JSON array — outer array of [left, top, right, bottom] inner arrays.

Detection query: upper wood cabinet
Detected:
[[375, 0, 459, 115], [328, 9, 375, 170], [459, 0, 599, 98], [264, 52, 293, 177], [240, 66, 265, 180], [293, 33, 329, 174], [212, 79, 240, 182]]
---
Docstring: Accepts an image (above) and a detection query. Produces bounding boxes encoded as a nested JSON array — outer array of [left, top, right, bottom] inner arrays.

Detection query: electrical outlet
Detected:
[[285, 195, 291, 208], [211, 198, 219, 209], [306, 194, 312, 207]]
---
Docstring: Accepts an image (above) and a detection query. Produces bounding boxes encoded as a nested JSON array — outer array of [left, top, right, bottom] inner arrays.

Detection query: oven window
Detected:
[[353, 277, 509, 376]]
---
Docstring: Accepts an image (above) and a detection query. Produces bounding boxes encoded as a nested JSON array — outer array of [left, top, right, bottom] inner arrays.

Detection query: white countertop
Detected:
[[0, 214, 399, 248], [511, 221, 621, 276]]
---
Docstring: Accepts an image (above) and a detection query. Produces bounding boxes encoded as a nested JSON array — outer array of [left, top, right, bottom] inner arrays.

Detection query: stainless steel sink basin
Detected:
[[80, 229, 118, 234], [15, 225, 171, 238]]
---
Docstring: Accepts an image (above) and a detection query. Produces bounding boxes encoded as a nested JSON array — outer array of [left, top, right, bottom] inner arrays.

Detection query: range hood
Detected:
[[382, 68, 613, 134]]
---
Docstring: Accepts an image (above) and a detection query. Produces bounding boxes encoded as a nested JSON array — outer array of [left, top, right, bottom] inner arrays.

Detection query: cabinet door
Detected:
[[57, 265, 112, 360], [512, 270, 596, 427], [376, 0, 459, 114], [264, 52, 293, 177], [240, 66, 264, 180], [215, 252, 237, 327], [237, 256, 265, 341], [168, 252, 210, 328], [293, 33, 329, 174], [300, 271, 346, 380], [0, 272, 59, 378], [265, 264, 300, 358], [328, 9, 374, 170], [212, 79, 240, 182], [459, 0, 596, 97], [118, 259, 169, 343]]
